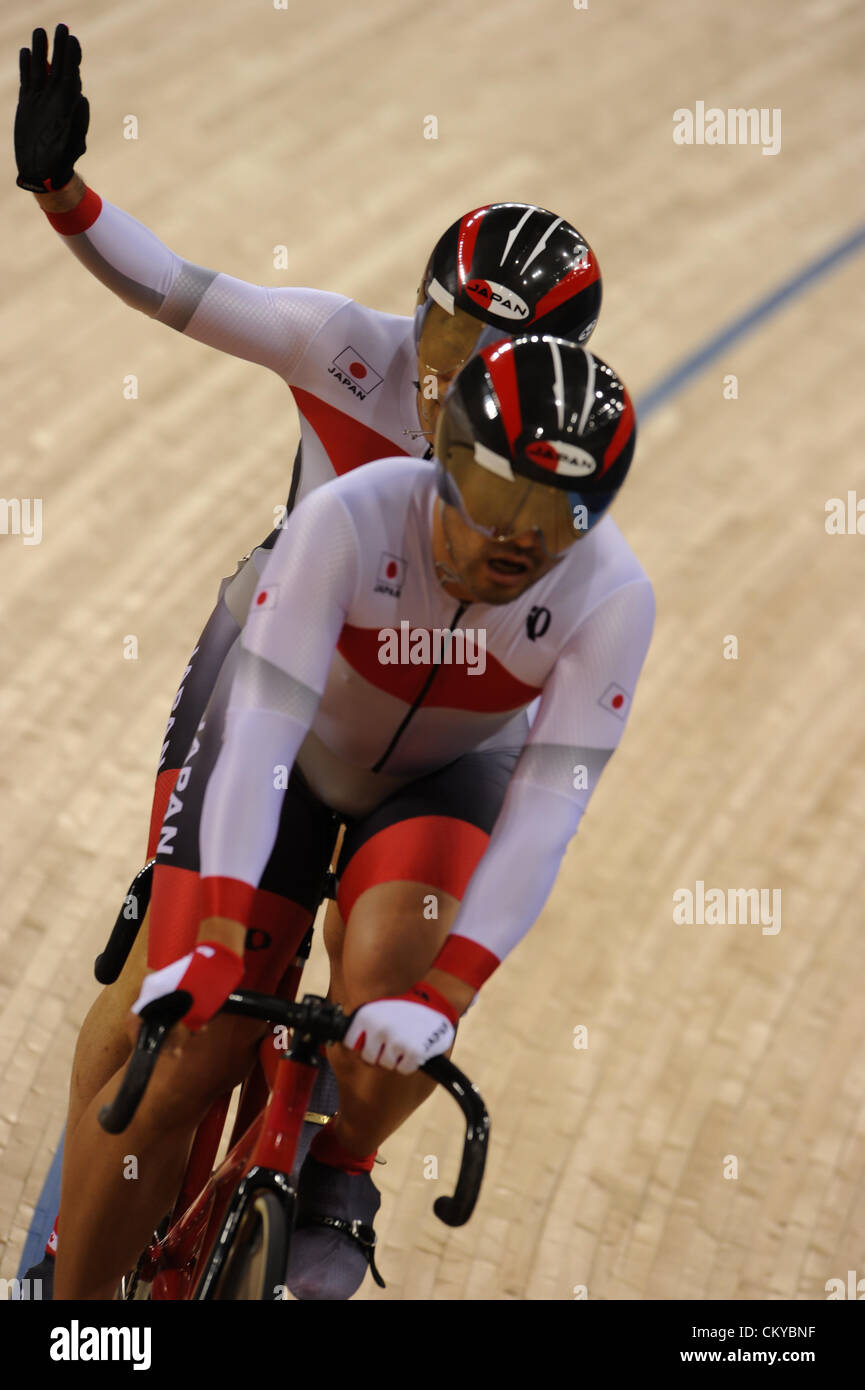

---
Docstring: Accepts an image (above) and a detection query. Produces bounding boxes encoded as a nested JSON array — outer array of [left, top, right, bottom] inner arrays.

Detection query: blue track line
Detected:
[[17, 1131, 63, 1279], [635, 220, 865, 420], [16, 215, 865, 1282]]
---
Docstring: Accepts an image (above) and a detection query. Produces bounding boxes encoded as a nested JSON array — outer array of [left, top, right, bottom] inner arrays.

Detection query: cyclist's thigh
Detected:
[[331, 747, 518, 1005], [325, 882, 461, 1008]]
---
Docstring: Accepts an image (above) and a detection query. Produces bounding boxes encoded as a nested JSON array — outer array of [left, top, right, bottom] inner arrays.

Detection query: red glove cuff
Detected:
[[44, 185, 102, 235], [182, 941, 245, 1032], [392, 981, 460, 1026]]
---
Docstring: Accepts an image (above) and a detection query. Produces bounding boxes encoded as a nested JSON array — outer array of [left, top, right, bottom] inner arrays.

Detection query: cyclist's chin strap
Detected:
[[297, 1216, 386, 1289]]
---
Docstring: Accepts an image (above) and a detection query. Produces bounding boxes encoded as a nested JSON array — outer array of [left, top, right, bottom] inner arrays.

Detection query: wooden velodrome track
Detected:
[[2, 0, 864, 1302]]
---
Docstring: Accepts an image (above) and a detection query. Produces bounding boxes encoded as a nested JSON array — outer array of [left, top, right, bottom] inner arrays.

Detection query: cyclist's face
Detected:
[[416, 303, 486, 441], [433, 495, 561, 606]]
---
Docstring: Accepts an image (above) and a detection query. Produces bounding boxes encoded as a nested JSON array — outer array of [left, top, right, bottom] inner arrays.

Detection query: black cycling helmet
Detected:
[[415, 203, 602, 353], [435, 335, 636, 554]]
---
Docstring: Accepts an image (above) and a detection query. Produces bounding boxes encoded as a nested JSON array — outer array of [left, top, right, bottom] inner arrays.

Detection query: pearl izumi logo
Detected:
[[374, 552, 407, 596], [526, 606, 551, 641], [328, 346, 383, 399], [50, 1321, 152, 1370], [378, 620, 486, 675], [525, 439, 597, 477], [464, 279, 530, 321]]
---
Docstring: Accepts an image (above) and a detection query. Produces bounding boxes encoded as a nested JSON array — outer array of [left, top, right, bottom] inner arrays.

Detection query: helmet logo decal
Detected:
[[465, 279, 530, 321], [525, 440, 559, 471], [525, 438, 598, 477]]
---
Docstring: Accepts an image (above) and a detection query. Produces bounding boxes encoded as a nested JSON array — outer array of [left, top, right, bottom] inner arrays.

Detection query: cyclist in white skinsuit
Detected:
[[115, 337, 653, 1303]]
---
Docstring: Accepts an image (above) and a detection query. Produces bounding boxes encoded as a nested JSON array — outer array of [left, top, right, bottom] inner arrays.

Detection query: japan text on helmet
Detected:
[[415, 203, 602, 355], [435, 335, 636, 552]]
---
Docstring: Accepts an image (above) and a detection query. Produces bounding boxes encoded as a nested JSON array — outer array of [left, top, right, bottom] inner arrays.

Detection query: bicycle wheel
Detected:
[[211, 1190, 288, 1301]]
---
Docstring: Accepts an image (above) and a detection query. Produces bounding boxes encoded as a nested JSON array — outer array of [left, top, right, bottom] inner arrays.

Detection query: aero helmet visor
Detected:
[[435, 397, 598, 558]]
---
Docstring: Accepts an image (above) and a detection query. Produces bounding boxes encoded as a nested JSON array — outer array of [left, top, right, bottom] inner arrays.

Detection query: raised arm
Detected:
[[16, 25, 347, 378]]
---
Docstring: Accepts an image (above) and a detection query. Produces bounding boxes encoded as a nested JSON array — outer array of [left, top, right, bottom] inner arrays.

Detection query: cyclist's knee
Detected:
[[339, 884, 460, 1009]]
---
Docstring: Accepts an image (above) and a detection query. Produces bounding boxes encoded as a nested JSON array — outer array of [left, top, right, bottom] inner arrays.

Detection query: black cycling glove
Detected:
[[15, 24, 89, 192]]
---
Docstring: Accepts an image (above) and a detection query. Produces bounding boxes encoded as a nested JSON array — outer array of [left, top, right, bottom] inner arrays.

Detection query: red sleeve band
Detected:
[[396, 980, 460, 1025], [44, 186, 103, 236], [432, 934, 500, 991], [201, 875, 257, 927]]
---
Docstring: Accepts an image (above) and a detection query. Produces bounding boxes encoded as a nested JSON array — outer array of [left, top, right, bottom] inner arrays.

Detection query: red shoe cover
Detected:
[[310, 1122, 377, 1174]]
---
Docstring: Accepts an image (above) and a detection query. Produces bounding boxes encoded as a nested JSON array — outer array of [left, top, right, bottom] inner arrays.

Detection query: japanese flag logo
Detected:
[[598, 682, 630, 720], [376, 552, 407, 593], [332, 347, 384, 394], [252, 585, 280, 611]]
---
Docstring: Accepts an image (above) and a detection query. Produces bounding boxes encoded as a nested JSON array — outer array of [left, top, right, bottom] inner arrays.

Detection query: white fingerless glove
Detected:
[[344, 982, 458, 1075]]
